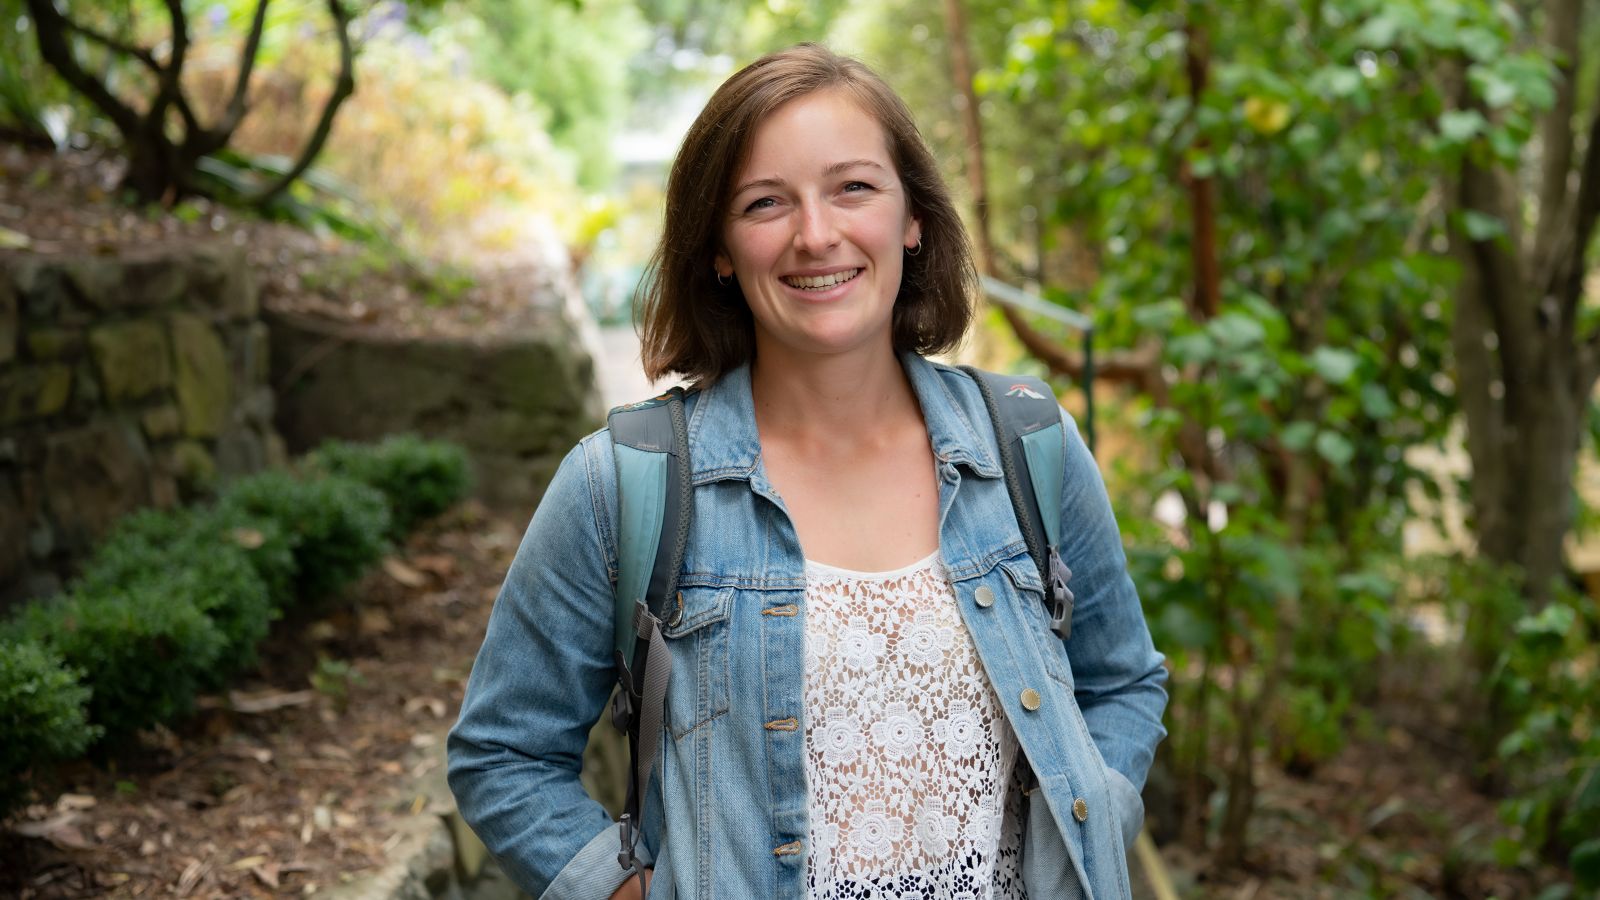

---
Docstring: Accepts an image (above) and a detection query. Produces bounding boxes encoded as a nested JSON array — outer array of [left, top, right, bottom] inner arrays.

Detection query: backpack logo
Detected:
[[1006, 384, 1046, 400]]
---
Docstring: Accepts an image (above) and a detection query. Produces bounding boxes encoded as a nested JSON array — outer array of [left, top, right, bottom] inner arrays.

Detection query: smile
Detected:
[[781, 269, 862, 291]]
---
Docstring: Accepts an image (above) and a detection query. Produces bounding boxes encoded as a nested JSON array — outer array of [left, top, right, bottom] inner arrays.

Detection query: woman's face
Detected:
[[716, 89, 921, 364]]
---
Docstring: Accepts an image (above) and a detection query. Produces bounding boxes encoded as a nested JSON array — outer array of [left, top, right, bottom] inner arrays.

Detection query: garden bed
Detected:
[[0, 500, 520, 898]]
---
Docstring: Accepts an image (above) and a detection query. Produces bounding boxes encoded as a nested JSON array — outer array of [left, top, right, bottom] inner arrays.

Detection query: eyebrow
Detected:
[[731, 159, 888, 196]]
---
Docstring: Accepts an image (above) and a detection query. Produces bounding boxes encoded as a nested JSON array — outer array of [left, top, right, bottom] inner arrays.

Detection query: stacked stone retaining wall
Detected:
[[0, 244, 282, 608]]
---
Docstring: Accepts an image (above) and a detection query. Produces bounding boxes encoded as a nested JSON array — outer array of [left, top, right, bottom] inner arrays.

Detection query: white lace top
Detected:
[[802, 551, 1026, 900]]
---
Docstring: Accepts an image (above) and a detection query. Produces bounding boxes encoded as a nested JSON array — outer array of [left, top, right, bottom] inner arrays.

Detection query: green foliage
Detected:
[[447, 0, 648, 188], [0, 639, 99, 811], [5, 581, 229, 739], [307, 435, 472, 536], [309, 655, 364, 712], [218, 471, 392, 604], [1487, 588, 1600, 889], [841, 0, 1560, 861]]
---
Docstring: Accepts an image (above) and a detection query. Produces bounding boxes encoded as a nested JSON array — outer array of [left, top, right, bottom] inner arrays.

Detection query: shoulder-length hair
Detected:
[[637, 43, 976, 386]]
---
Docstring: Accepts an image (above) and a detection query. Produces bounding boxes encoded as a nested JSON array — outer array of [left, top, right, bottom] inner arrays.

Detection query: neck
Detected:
[[749, 340, 920, 441]]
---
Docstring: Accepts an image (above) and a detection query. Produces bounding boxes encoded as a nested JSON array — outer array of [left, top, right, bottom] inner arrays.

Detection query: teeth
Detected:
[[783, 269, 860, 290]]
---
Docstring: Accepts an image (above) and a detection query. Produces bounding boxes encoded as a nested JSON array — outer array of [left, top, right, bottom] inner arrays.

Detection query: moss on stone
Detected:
[[169, 314, 229, 438], [89, 321, 171, 403]]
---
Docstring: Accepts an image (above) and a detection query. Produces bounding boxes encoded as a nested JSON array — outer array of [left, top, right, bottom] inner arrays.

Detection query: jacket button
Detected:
[[975, 586, 995, 608], [1073, 798, 1089, 822], [1020, 688, 1041, 711]]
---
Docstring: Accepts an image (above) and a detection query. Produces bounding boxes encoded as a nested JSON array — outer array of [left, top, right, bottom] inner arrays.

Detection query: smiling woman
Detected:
[[447, 43, 1168, 900]]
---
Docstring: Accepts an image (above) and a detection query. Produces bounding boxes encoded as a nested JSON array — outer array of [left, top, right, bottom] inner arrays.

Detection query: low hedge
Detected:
[[219, 471, 392, 604], [0, 436, 470, 813], [0, 639, 100, 809], [309, 434, 471, 537]]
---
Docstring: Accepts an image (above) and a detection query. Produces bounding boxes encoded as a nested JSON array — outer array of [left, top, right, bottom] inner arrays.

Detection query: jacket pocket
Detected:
[[999, 555, 1073, 687], [660, 585, 733, 739]]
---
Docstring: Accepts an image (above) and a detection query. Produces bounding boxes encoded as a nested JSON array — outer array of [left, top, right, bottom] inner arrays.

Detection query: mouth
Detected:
[[780, 268, 862, 291]]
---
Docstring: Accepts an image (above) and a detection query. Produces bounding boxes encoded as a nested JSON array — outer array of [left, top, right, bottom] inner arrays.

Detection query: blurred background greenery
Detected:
[[3, 0, 1599, 895]]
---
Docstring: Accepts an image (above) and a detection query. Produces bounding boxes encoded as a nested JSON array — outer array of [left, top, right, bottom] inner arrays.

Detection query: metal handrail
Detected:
[[979, 275, 1096, 454]]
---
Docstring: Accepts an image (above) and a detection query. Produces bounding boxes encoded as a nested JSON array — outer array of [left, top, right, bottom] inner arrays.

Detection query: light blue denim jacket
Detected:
[[448, 354, 1168, 900]]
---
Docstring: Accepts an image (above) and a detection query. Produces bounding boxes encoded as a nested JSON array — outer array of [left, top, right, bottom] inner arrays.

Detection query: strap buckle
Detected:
[[610, 651, 637, 733], [616, 814, 641, 873], [1047, 547, 1075, 641]]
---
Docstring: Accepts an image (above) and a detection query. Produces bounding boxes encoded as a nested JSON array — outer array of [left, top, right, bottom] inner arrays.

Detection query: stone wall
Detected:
[[268, 307, 604, 511], [0, 245, 282, 608]]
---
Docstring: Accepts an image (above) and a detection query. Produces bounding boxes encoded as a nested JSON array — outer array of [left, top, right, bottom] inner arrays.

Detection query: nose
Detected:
[[793, 199, 840, 256]]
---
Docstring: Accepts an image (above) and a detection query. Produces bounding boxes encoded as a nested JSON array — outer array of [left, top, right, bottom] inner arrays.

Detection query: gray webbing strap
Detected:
[[631, 602, 672, 813]]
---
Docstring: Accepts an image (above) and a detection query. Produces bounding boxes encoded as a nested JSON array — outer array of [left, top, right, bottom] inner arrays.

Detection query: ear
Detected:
[[714, 252, 733, 278], [904, 216, 922, 251]]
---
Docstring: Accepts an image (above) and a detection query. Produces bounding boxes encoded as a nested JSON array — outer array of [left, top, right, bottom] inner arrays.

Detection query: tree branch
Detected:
[[996, 304, 1161, 387], [1183, 14, 1220, 321], [1532, 0, 1580, 271], [252, 0, 355, 206], [1562, 73, 1600, 311], [144, 0, 191, 139], [23, 0, 143, 140], [215, 0, 272, 141], [60, 16, 161, 72], [941, 0, 997, 277]]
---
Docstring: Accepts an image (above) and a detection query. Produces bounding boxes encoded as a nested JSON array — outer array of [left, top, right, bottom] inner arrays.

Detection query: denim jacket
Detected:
[[448, 353, 1168, 900]]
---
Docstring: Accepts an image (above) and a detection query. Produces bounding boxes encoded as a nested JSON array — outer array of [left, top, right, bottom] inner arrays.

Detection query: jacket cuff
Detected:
[[540, 823, 654, 900], [1103, 765, 1145, 853]]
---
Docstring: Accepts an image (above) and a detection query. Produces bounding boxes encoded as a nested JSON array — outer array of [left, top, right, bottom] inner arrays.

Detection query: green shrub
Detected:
[[77, 508, 279, 671], [1487, 589, 1600, 889], [308, 435, 471, 535], [219, 471, 392, 604], [7, 582, 228, 738], [0, 639, 100, 811]]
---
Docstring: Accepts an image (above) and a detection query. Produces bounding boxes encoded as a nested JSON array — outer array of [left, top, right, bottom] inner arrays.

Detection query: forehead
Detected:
[[737, 89, 896, 175]]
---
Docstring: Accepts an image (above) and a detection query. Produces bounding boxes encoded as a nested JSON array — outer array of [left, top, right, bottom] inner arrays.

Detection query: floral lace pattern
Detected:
[[803, 553, 1026, 899]]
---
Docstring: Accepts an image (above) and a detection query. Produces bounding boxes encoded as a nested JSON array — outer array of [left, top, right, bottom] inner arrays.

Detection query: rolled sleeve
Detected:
[[1055, 408, 1169, 793], [447, 437, 638, 898]]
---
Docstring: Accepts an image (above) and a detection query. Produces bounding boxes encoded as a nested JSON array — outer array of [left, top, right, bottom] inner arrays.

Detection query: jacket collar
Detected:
[[684, 353, 1000, 482]]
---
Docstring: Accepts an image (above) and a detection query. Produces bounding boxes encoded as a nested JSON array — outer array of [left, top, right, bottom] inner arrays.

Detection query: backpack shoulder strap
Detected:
[[960, 367, 1076, 640], [607, 388, 692, 662], [606, 387, 691, 877]]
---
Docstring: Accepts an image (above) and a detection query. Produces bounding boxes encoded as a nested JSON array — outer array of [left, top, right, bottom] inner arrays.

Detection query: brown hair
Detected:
[[637, 43, 976, 385]]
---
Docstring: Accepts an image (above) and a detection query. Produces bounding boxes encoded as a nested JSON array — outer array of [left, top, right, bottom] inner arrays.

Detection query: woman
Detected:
[[448, 44, 1167, 900]]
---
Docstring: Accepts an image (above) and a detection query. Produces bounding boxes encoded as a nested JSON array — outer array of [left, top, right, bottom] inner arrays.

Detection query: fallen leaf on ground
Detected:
[[227, 855, 268, 870], [410, 554, 456, 577], [251, 862, 281, 888], [403, 696, 447, 718], [359, 608, 394, 635], [174, 859, 208, 896], [55, 793, 97, 811], [382, 557, 426, 587], [230, 689, 316, 713]]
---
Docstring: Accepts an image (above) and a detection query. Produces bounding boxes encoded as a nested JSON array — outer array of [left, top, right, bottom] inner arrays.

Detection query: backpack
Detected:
[[603, 367, 1078, 878]]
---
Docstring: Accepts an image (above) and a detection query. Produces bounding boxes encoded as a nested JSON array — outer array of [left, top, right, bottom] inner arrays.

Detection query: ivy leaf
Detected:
[[1315, 431, 1355, 467], [1208, 313, 1266, 349], [1281, 421, 1317, 451], [1570, 839, 1600, 888], [1360, 383, 1396, 420], [1460, 210, 1506, 241], [1133, 298, 1187, 332], [1242, 96, 1291, 135], [1439, 110, 1487, 143], [1311, 346, 1360, 384], [1456, 27, 1501, 62]]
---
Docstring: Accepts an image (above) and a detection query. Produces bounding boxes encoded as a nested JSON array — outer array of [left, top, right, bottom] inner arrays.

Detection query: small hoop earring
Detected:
[[716, 271, 731, 286], [906, 240, 922, 256]]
